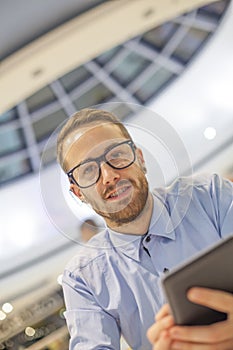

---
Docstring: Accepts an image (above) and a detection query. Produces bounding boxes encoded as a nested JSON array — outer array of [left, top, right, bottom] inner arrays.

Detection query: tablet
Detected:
[[161, 235, 233, 325]]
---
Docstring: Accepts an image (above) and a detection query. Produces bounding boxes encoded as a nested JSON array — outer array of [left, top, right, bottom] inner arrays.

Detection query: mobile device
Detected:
[[161, 235, 233, 325]]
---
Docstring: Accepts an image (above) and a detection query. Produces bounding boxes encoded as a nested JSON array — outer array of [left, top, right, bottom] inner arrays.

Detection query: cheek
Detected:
[[135, 161, 144, 172], [129, 163, 144, 178], [83, 186, 102, 202]]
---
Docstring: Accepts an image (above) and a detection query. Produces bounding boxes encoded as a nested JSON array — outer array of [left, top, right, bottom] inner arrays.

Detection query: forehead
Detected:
[[64, 123, 127, 169]]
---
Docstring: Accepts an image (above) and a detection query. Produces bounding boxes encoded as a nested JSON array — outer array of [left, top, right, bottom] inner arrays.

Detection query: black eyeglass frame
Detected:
[[66, 139, 136, 188]]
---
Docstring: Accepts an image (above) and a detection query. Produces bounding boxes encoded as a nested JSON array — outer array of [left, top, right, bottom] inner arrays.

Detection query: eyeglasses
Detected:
[[67, 140, 136, 188]]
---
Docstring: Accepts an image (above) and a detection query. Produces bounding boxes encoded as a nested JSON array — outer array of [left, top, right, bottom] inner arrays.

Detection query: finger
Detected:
[[187, 288, 233, 314], [169, 319, 233, 343], [153, 330, 172, 350], [156, 304, 172, 321], [147, 315, 174, 343], [171, 338, 233, 350]]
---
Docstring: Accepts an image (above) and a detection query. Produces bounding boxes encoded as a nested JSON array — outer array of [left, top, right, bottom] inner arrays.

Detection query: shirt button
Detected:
[[145, 235, 151, 242]]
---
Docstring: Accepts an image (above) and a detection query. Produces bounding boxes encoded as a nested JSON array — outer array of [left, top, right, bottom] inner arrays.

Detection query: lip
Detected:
[[105, 185, 132, 201]]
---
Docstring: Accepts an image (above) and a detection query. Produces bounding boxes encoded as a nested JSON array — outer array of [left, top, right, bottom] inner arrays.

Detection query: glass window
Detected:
[[96, 46, 121, 66], [172, 27, 210, 64], [26, 86, 57, 113], [0, 127, 25, 156], [73, 83, 114, 110], [0, 108, 18, 124], [111, 52, 150, 86], [60, 66, 92, 92], [135, 68, 175, 103], [110, 103, 133, 120], [40, 145, 57, 166], [198, 0, 230, 20], [33, 109, 67, 142], [0, 157, 31, 185], [142, 22, 179, 51]]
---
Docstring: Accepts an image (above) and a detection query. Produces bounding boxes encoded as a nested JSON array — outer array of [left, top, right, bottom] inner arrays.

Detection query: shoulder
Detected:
[[154, 173, 232, 198], [153, 174, 233, 222], [65, 229, 113, 275]]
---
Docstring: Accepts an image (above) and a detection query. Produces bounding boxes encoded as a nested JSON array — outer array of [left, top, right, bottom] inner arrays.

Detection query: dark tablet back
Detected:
[[162, 235, 233, 325]]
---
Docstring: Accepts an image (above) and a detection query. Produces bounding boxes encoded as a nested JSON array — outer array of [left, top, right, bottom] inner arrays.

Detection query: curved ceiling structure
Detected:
[[0, 0, 230, 186], [0, 0, 221, 114]]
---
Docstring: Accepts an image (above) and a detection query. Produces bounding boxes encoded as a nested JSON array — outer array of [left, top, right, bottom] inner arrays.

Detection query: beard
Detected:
[[87, 172, 149, 226]]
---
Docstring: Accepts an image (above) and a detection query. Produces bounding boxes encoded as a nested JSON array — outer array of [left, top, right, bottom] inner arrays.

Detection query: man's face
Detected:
[[65, 123, 149, 227]]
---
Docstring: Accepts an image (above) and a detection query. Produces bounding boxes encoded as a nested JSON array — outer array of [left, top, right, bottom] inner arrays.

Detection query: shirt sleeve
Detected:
[[209, 174, 233, 237], [62, 269, 121, 350]]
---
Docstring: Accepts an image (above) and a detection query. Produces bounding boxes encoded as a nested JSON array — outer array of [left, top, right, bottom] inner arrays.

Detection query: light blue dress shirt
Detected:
[[63, 174, 233, 350]]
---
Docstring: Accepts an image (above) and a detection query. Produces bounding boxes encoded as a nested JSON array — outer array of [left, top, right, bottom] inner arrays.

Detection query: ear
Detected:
[[136, 148, 147, 174], [70, 183, 87, 203]]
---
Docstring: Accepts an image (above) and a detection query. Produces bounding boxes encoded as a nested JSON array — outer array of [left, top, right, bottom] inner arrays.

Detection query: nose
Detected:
[[100, 162, 120, 185]]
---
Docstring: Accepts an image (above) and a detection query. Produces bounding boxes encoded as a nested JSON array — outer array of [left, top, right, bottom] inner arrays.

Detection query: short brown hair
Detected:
[[57, 108, 132, 171]]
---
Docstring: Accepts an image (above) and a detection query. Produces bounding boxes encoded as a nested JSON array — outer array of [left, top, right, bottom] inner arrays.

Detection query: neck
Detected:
[[106, 192, 154, 235]]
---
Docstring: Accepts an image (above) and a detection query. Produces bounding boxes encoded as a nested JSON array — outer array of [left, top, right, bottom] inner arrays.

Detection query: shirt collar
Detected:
[[149, 193, 176, 240], [108, 192, 176, 261]]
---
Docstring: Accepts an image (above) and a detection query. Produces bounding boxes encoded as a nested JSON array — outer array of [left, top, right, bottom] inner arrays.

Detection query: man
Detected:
[[57, 108, 233, 350]]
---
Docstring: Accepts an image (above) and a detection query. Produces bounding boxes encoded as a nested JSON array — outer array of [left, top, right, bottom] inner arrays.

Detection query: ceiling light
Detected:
[[57, 274, 63, 285], [2, 302, 13, 313], [25, 327, 36, 337], [204, 127, 216, 140], [0, 310, 6, 321], [31, 68, 44, 77], [143, 8, 155, 18], [59, 307, 66, 319]]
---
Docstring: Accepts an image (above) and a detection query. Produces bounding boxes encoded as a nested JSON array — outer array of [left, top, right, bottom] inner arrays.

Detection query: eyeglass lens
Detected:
[[73, 142, 134, 188]]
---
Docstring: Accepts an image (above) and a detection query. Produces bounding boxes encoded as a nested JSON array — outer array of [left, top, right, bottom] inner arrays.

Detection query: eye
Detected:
[[110, 150, 124, 159], [106, 142, 133, 166], [79, 162, 97, 179], [83, 164, 95, 174]]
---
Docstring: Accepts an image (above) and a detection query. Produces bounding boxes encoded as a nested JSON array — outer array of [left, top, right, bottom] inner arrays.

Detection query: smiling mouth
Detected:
[[106, 185, 132, 201]]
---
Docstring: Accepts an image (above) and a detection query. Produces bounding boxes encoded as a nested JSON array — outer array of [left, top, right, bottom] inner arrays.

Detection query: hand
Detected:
[[169, 287, 233, 349], [147, 304, 175, 350], [147, 288, 233, 350]]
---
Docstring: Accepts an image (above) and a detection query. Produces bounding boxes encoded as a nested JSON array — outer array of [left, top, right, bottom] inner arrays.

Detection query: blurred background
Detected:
[[0, 0, 233, 349]]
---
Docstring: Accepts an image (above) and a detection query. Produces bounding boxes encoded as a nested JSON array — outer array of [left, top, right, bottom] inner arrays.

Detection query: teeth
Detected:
[[109, 187, 127, 198]]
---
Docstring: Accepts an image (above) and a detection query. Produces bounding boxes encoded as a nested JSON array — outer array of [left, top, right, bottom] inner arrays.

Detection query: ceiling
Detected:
[[0, 0, 219, 114], [0, 0, 106, 60]]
